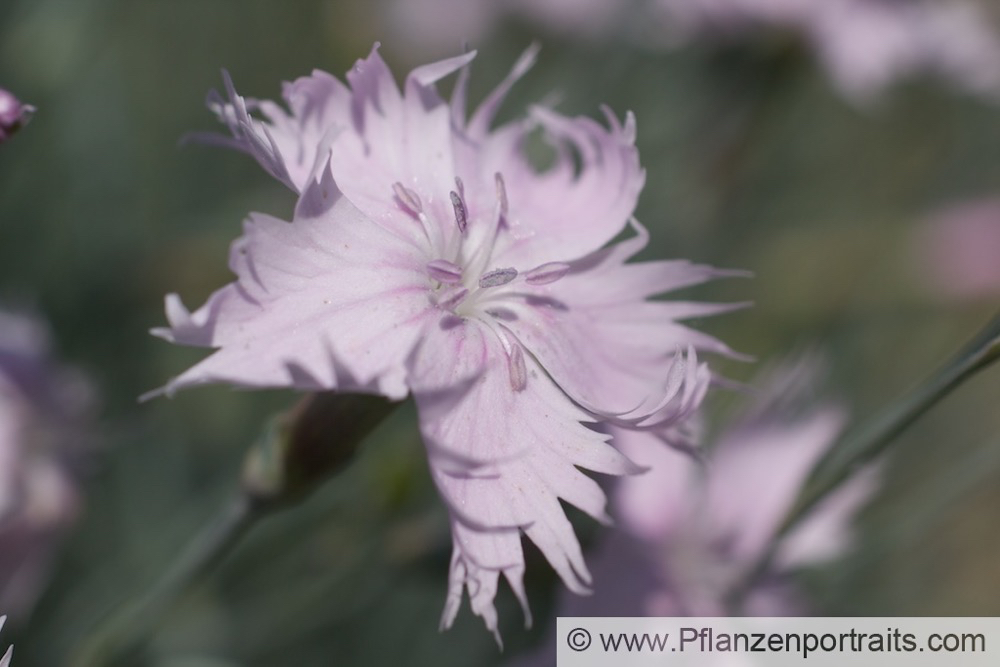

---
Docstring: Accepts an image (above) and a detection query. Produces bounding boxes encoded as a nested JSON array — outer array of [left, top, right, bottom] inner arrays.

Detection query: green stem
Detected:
[[72, 391, 398, 666], [145, 495, 262, 607], [71, 494, 267, 667], [736, 310, 1000, 603]]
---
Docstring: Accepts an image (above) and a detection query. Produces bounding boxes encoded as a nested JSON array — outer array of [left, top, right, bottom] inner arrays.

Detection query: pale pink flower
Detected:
[[0, 615, 11, 667], [612, 358, 879, 615], [812, 1, 1000, 102], [655, 0, 1000, 103], [0, 88, 34, 144], [914, 198, 1000, 301], [381, 0, 1000, 102], [0, 310, 92, 619], [607, 406, 876, 617], [154, 46, 742, 643], [510, 359, 877, 666]]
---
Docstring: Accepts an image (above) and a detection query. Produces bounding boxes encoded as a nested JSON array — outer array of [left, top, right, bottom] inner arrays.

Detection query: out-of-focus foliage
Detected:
[[2, 1, 1000, 665]]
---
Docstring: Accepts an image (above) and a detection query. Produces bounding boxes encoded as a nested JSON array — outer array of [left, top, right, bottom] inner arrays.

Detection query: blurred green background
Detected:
[[2, 0, 1000, 665]]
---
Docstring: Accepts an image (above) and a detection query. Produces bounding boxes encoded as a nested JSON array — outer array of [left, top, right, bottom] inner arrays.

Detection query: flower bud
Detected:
[[0, 88, 35, 144], [241, 392, 396, 509]]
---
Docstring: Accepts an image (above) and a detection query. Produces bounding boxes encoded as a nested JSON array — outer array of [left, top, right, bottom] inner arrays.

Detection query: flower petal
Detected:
[[500, 221, 745, 417], [258, 68, 351, 190], [325, 48, 471, 257], [151, 167, 432, 399], [611, 427, 696, 544], [705, 407, 848, 565], [196, 69, 351, 192], [409, 316, 641, 638], [440, 521, 527, 648], [478, 107, 646, 267], [776, 462, 880, 569], [465, 43, 541, 140], [0, 619, 8, 667]]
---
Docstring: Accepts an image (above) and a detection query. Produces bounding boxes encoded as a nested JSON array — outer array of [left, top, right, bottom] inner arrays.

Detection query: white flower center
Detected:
[[391, 172, 571, 391]]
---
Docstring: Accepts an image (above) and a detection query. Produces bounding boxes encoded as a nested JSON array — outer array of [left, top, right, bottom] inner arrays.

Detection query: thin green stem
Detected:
[[71, 493, 267, 667], [734, 310, 1000, 605], [71, 391, 398, 666]]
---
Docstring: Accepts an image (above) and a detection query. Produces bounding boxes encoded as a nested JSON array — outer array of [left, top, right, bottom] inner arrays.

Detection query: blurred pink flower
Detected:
[[387, 0, 1000, 103], [510, 358, 878, 665], [0, 615, 11, 667], [914, 198, 1000, 301], [379, 0, 627, 54], [0, 88, 34, 144], [656, 0, 1000, 102], [155, 46, 742, 644], [0, 310, 93, 619], [812, 1, 1000, 102], [611, 400, 877, 616]]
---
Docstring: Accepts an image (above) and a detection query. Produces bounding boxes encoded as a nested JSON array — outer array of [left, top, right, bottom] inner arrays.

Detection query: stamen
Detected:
[[508, 343, 527, 392], [392, 182, 422, 214], [450, 190, 468, 233], [494, 172, 508, 219], [437, 287, 468, 311], [479, 267, 518, 288], [426, 259, 463, 284], [525, 262, 570, 286], [454, 176, 465, 198]]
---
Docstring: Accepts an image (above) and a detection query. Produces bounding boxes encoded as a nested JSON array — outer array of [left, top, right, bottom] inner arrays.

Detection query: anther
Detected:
[[392, 182, 422, 214], [450, 190, 468, 233], [454, 176, 465, 198], [508, 343, 527, 392], [525, 262, 571, 286], [479, 267, 518, 288], [494, 172, 508, 219], [426, 259, 463, 284]]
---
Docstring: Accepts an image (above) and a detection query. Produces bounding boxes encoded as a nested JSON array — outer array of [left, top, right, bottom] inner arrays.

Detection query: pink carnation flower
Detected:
[[610, 358, 879, 617], [612, 407, 876, 616], [153, 45, 741, 643], [656, 0, 1000, 103], [0, 88, 34, 144], [510, 359, 878, 666], [0, 310, 92, 620]]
